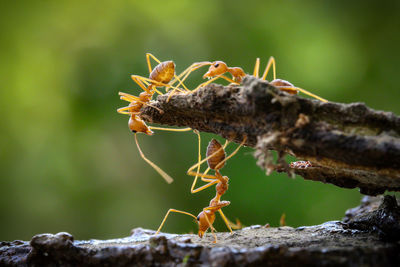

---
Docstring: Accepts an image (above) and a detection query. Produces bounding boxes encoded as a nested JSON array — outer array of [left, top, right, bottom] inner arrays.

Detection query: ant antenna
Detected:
[[134, 133, 174, 184]]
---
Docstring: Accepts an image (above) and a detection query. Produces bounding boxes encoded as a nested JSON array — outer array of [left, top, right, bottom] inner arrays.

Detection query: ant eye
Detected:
[[214, 63, 219, 68], [196, 216, 200, 221]]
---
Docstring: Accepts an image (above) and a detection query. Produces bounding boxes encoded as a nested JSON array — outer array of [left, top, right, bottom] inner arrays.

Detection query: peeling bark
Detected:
[[139, 76, 400, 195]]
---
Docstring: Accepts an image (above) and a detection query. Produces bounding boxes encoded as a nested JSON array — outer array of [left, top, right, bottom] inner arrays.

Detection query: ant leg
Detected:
[[131, 75, 152, 94], [187, 170, 226, 194], [190, 177, 219, 194], [227, 218, 243, 230], [253, 58, 260, 78], [119, 96, 137, 102], [181, 62, 213, 79], [118, 99, 163, 114], [261, 56, 276, 81], [195, 129, 202, 188], [217, 210, 233, 233], [277, 86, 328, 102], [148, 126, 192, 132], [134, 134, 174, 184], [280, 213, 286, 226], [195, 129, 201, 186], [192, 130, 213, 192], [146, 53, 162, 74], [177, 62, 213, 85], [186, 131, 219, 193], [192, 75, 239, 94], [117, 104, 162, 115], [156, 209, 198, 235], [119, 92, 154, 105], [186, 131, 228, 193], [187, 167, 216, 180], [118, 93, 163, 113], [214, 136, 247, 170], [187, 140, 229, 192], [131, 76, 167, 95], [118, 92, 140, 101], [170, 62, 212, 87], [117, 106, 135, 114], [166, 69, 206, 100], [133, 76, 186, 95], [178, 62, 212, 80], [167, 62, 213, 97], [172, 74, 190, 92], [202, 208, 217, 243], [193, 76, 221, 91], [166, 89, 178, 102], [166, 85, 188, 102], [208, 75, 238, 85]]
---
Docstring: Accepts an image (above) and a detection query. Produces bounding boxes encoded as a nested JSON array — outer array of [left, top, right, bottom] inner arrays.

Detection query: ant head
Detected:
[[206, 139, 226, 170], [203, 61, 228, 79], [128, 115, 153, 135], [196, 210, 215, 238]]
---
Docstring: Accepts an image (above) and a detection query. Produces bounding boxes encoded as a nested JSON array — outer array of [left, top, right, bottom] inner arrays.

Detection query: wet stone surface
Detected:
[[343, 195, 400, 242], [1, 196, 399, 266]]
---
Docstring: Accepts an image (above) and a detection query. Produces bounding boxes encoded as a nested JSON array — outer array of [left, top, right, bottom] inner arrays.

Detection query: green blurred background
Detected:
[[1, 1, 399, 241]]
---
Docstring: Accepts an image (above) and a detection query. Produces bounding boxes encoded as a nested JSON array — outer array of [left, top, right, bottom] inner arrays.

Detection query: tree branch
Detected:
[[140, 76, 400, 195]]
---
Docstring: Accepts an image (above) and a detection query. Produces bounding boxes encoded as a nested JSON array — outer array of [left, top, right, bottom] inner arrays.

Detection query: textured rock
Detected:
[[1, 196, 399, 266], [343, 195, 400, 242]]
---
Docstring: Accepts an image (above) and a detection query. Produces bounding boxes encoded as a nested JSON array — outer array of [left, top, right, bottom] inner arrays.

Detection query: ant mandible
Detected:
[[156, 136, 247, 243], [200, 57, 328, 102]]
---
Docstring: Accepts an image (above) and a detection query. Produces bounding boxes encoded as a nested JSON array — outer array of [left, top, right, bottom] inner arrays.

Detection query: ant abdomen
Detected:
[[149, 61, 175, 85], [270, 79, 298, 95], [206, 139, 226, 170]]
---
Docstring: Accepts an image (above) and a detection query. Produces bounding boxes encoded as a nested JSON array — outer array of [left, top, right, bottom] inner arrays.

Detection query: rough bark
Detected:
[[1, 195, 399, 266], [139, 76, 400, 196]]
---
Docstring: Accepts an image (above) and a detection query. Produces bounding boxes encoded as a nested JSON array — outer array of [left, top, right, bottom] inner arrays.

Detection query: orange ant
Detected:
[[201, 57, 328, 102], [280, 213, 286, 227], [118, 53, 217, 122], [156, 136, 247, 243], [117, 53, 211, 183], [117, 53, 189, 130]]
